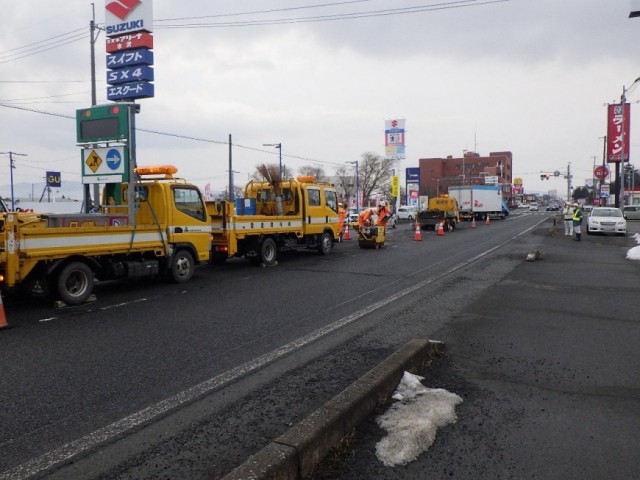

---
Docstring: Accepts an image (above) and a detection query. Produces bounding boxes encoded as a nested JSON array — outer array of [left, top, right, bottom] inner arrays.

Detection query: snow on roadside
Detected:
[[626, 233, 640, 261], [375, 371, 463, 467]]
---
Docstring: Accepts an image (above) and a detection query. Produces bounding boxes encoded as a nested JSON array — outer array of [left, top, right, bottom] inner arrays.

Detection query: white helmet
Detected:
[[379, 200, 387, 207]]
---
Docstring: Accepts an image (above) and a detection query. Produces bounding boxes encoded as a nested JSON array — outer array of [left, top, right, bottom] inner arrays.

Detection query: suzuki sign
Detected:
[[105, 0, 153, 38]]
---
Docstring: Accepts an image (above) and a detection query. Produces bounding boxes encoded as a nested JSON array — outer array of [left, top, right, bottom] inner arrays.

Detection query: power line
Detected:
[[0, 30, 88, 65], [156, 1, 507, 29], [0, 103, 344, 168], [156, 0, 371, 22]]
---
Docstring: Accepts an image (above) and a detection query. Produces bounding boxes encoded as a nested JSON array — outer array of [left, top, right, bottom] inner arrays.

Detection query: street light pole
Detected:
[[347, 161, 359, 209], [1, 151, 28, 211], [263, 143, 282, 180]]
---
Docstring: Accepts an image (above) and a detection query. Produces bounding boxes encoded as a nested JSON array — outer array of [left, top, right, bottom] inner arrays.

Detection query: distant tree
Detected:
[[572, 186, 592, 204], [334, 165, 355, 206], [359, 152, 394, 205], [298, 165, 325, 181]]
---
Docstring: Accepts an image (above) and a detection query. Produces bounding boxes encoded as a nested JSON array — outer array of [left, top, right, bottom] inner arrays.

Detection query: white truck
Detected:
[[448, 185, 509, 221]]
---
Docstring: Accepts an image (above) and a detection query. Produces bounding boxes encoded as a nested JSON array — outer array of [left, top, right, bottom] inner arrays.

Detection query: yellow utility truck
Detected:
[[208, 176, 341, 265], [417, 194, 461, 231], [0, 166, 212, 305]]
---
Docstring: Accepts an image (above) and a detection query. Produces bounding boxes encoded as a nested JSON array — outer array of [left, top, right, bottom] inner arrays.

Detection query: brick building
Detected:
[[418, 151, 513, 204]]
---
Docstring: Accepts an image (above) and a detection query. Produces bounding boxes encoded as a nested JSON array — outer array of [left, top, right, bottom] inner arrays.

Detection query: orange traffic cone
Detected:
[[414, 222, 422, 241], [0, 292, 10, 330], [485, 215, 491, 225], [471, 217, 477, 228], [343, 223, 351, 240], [437, 221, 445, 236]]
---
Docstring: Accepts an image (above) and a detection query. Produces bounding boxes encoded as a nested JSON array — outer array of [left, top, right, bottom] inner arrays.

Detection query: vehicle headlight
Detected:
[[590, 219, 600, 225], [617, 220, 626, 226]]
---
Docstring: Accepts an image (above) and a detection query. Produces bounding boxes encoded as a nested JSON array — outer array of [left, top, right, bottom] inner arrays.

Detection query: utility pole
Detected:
[[228, 134, 234, 201], [566, 163, 572, 202], [88, 3, 101, 211], [1, 151, 28, 211]]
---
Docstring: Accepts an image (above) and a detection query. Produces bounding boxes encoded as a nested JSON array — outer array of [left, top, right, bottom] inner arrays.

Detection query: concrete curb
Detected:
[[222, 338, 445, 480]]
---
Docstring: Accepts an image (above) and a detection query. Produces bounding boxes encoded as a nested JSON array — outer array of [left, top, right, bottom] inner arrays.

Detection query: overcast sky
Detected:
[[2, 0, 640, 199]]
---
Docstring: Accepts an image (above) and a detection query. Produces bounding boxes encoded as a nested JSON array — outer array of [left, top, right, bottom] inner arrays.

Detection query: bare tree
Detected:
[[298, 165, 325, 181], [359, 152, 394, 205], [334, 165, 355, 205]]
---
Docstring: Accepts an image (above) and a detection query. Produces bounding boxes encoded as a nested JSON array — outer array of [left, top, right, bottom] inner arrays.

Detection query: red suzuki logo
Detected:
[[106, 0, 142, 21], [391, 120, 398, 128]]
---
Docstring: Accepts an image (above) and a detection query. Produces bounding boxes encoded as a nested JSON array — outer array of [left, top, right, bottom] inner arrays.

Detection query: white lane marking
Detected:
[[36, 298, 148, 322], [1, 220, 544, 480]]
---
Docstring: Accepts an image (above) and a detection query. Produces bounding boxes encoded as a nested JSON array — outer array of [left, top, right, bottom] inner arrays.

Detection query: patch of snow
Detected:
[[375, 371, 463, 467]]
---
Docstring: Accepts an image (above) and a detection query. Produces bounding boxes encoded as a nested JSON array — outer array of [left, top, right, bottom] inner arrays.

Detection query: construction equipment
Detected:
[[417, 194, 460, 231], [1, 169, 341, 306], [208, 176, 341, 265], [353, 224, 385, 249], [0, 165, 212, 306]]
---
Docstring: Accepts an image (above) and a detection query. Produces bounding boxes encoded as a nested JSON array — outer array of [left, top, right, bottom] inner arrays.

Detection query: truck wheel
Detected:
[[169, 250, 195, 283], [318, 232, 333, 255], [260, 238, 278, 265], [55, 261, 94, 305]]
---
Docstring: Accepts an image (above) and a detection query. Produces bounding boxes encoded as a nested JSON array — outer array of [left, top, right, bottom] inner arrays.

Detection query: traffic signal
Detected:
[[540, 174, 550, 180]]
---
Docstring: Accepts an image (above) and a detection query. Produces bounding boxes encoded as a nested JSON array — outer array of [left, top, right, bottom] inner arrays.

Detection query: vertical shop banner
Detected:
[[405, 167, 420, 207], [607, 103, 630, 162], [385, 119, 406, 160]]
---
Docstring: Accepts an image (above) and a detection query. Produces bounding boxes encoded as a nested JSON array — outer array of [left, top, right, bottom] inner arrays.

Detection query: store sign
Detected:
[[105, 0, 153, 37], [607, 103, 630, 162]]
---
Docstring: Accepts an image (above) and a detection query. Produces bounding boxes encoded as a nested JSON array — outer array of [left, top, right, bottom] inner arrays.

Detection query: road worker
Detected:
[[562, 202, 574, 236], [338, 202, 347, 239], [358, 207, 376, 227], [358, 202, 391, 228], [375, 201, 391, 226]]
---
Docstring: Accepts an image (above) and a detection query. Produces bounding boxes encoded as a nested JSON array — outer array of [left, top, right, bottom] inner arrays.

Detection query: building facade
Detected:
[[418, 151, 513, 204]]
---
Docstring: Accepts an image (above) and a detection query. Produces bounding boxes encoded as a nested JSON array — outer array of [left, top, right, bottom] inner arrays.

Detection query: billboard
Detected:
[[385, 119, 406, 160], [607, 103, 631, 163]]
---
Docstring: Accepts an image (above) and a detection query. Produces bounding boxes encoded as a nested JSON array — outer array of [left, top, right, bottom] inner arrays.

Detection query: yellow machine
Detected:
[[417, 194, 460, 231], [0, 166, 212, 305], [208, 177, 341, 265], [354, 225, 385, 249]]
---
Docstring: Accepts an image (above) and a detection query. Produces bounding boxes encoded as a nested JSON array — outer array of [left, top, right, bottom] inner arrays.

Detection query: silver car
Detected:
[[587, 207, 626, 236], [623, 206, 640, 220]]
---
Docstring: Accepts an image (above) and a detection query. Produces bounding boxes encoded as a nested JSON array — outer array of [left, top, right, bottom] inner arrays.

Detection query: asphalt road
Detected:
[[2, 210, 616, 479]]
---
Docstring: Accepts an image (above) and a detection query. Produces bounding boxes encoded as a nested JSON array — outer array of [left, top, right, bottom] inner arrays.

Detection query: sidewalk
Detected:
[[333, 217, 640, 479]]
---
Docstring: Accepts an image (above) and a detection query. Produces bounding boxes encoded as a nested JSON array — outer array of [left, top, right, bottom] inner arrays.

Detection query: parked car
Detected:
[[396, 205, 418, 221], [623, 205, 640, 220], [587, 207, 626, 236], [529, 203, 539, 212]]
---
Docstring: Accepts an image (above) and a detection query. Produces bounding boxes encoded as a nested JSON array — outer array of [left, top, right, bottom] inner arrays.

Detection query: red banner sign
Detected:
[[607, 103, 630, 163], [106, 32, 154, 53]]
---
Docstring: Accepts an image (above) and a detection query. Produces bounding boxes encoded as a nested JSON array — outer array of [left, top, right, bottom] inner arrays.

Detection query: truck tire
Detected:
[[55, 261, 94, 305], [169, 249, 195, 283], [318, 232, 333, 255], [260, 238, 278, 265]]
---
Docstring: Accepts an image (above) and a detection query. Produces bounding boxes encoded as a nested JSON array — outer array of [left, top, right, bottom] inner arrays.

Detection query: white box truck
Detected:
[[448, 185, 509, 221]]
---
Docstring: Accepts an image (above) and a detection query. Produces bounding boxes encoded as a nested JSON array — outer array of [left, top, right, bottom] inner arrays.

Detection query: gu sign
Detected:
[[105, 0, 153, 37]]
